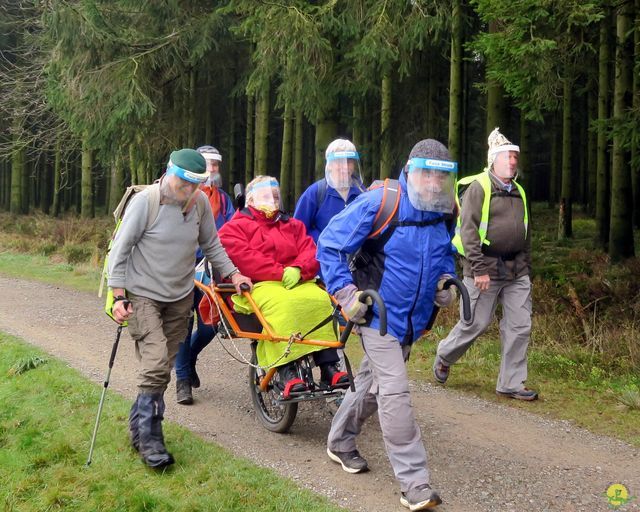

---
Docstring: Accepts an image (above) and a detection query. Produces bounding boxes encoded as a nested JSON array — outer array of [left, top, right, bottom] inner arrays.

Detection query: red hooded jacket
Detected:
[[218, 207, 319, 282]]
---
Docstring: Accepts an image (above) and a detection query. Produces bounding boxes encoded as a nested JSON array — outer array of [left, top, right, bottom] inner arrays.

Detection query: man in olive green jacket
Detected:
[[434, 128, 537, 401]]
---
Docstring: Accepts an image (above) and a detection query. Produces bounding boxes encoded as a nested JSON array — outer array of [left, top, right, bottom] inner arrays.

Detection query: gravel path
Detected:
[[0, 275, 638, 511]]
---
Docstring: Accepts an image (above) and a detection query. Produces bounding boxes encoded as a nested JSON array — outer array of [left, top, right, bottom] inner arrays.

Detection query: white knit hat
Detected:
[[487, 127, 519, 167]]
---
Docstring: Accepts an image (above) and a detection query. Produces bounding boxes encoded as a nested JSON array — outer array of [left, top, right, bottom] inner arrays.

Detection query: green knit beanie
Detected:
[[169, 149, 206, 172]]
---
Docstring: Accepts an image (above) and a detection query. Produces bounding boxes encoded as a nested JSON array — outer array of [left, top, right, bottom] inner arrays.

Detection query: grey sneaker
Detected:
[[176, 379, 193, 405], [496, 388, 538, 401], [326, 448, 369, 474], [400, 484, 442, 511], [432, 356, 450, 384]]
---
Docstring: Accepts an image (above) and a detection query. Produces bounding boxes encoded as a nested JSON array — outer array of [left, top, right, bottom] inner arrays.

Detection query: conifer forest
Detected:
[[1, 0, 639, 261]]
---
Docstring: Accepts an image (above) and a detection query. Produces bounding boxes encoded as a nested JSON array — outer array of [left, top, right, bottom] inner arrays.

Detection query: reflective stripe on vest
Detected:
[[452, 170, 528, 257]]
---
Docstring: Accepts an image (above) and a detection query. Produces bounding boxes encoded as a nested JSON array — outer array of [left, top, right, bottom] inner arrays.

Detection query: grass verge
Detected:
[[0, 251, 100, 293], [0, 332, 344, 512]]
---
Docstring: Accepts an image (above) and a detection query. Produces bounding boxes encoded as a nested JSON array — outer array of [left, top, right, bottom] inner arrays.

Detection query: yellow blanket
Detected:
[[231, 280, 337, 368]]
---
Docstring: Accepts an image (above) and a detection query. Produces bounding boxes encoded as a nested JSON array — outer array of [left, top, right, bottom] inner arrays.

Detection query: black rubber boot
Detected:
[[176, 379, 193, 405], [129, 396, 140, 451], [137, 393, 175, 469]]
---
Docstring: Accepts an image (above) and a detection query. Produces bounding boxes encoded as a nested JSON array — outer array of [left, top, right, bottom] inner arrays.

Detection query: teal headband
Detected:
[[407, 158, 458, 173], [326, 151, 360, 162]]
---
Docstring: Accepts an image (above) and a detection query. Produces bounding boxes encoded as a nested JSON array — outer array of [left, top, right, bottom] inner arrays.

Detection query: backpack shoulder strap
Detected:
[[196, 190, 206, 220], [316, 178, 328, 206], [368, 179, 400, 239], [145, 183, 161, 231]]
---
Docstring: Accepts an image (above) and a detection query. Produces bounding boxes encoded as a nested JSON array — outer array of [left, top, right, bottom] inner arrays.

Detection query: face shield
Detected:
[[247, 179, 281, 217], [202, 152, 223, 187], [325, 151, 363, 191], [490, 150, 520, 181], [405, 158, 458, 213]]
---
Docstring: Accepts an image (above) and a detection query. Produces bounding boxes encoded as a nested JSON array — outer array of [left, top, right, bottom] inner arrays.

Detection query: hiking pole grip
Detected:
[[86, 325, 123, 467], [360, 289, 386, 336], [443, 277, 471, 324]]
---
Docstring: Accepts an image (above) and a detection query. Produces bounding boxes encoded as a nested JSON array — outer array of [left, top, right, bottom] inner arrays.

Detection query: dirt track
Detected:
[[1, 275, 638, 512]]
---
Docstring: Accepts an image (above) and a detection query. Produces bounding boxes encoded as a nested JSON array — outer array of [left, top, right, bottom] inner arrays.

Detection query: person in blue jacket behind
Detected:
[[294, 138, 366, 242], [174, 145, 235, 405], [318, 139, 458, 511]]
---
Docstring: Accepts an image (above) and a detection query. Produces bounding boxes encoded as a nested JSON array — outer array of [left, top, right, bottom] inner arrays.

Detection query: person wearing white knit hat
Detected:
[[434, 127, 537, 402]]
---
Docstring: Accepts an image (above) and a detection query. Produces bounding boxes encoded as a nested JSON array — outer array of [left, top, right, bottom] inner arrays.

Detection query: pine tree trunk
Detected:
[[20, 148, 29, 214], [609, 1, 635, 261], [379, 72, 392, 179], [10, 144, 24, 215], [51, 141, 61, 217], [0, 161, 7, 210], [486, 24, 508, 136], [81, 134, 94, 218], [549, 113, 560, 206], [448, 0, 463, 162], [128, 144, 137, 186], [519, 113, 531, 195], [293, 107, 304, 201], [245, 94, 255, 184], [587, 87, 598, 215], [40, 153, 50, 214], [254, 84, 270, 175], [227, 97, 237, 191], [188, 69, 196, 148], [314, 115, 338, 181], [363, 98, 374, 184], [352, 101, 363, 147], [109, 152, 125, 213], [558, 79, 573, 240], [632, 0, 640, 228], [279, 101, 293, 212], [596, 9, 611, 248]]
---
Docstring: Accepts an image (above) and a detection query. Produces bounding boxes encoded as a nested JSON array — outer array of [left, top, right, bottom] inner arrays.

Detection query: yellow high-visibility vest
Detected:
[[452, 170, 528, 257]]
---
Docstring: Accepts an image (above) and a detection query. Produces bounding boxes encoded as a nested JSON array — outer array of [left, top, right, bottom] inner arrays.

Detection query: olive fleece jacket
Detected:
[[459, 172, 531, 280]]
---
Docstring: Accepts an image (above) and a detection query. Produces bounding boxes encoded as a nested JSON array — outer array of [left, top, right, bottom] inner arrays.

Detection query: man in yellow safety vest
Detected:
[[434, 127, 537, 401]]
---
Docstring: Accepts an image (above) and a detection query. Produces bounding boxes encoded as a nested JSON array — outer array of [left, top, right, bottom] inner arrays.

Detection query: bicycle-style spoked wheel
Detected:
[[248, 344, 298, 433]]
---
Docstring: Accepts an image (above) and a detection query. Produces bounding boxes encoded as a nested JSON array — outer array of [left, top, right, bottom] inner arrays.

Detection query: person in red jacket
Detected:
[[218, 175, 348, 394]]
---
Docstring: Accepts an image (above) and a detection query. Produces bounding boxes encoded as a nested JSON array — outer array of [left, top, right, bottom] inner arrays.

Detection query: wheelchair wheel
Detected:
[[248, 345, 298, 433]]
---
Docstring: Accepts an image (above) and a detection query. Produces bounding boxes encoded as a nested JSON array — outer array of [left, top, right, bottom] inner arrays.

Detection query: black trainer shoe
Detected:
[[276, 363, 308, 398], [176, 379, 193, 405], [432, 356, 450, 384], [320, 363, 350, 388], [326, 447, 369, 473], [400, 484, 442, 511]]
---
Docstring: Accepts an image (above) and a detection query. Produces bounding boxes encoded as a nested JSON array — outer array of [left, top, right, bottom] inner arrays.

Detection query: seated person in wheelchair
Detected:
[[218, 175, 349, 396]]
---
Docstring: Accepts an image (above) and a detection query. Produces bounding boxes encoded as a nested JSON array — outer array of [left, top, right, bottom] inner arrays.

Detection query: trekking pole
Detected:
[[85, 324, 124, 467]]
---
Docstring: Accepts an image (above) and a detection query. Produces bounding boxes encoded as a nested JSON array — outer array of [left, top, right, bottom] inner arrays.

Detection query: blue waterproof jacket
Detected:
[[317, 171, 456, 345], [294, 179, 363, 242]]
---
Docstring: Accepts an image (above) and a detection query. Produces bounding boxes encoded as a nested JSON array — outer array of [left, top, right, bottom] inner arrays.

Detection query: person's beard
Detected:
[[160, 177, 187, 206]]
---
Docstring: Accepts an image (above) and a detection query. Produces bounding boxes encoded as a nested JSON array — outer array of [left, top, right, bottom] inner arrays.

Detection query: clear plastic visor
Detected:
[[406, 158, 457, 213], [325, 151, 363, 190], [247, 180, 280, 212], [204, 158, 222, 187]]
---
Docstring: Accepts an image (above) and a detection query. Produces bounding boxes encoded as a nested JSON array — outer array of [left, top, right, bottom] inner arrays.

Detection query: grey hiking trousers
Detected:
[[437, 275, 532, 393], [327, 326, 430, 493]]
